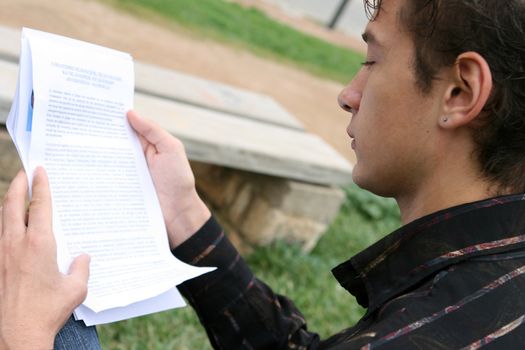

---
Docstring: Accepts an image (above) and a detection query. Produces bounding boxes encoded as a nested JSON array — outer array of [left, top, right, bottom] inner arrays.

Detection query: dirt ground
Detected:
[[0, 0, 361, 164]]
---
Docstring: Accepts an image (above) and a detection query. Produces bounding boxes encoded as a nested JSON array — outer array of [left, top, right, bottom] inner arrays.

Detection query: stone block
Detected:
[[0, 129, 21, 182], [238, 195, 330, 252], [273, 216, 327, 252], [262, 180, 345, 224], [193, 162, 247, 208], [228, 181, 255, 223], [193, 163, 346, 252], [239, 197, 282, 246], [212, 212, 253, 256]]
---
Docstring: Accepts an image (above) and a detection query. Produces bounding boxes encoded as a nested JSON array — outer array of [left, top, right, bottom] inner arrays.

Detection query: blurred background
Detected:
[[0, 1, 400, 348], [262, 0, 368, 37]]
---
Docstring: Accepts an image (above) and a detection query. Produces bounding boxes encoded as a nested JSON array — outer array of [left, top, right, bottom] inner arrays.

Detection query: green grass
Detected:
[[98, 185, 400, 348], [104, 0, 364, 83]]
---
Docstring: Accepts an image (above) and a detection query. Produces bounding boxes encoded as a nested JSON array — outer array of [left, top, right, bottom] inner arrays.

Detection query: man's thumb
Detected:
[[68, 254, 91, 294]]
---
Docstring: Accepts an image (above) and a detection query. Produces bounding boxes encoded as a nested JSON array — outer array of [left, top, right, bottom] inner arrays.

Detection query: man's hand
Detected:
[[128, 110, 211, 248], [0, 168, 90, 349]]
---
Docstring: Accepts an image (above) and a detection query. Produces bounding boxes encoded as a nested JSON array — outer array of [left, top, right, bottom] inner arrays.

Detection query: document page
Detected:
[[6, 28, 214, 325]]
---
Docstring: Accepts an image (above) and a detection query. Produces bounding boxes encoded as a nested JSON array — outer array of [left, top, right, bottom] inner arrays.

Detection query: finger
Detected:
[[0, 205, 3, 236], [68, 254, 90, 282], [67, 254, 90, 302], [127, 110, 153, 152], [27, 167, 52, 237], [2, 170, 28, 239], [135, 129, 150, 153], [127, 110, 173, 152]]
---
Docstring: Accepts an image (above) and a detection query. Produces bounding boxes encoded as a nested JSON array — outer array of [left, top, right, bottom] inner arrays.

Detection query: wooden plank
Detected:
[[0, 25, 303, 130], [0, 60, 16, 119], [0, 26, 18, 62], [134, 93, 352, 185], [0, 58, 352, 185], [135, 63, 303, 130]]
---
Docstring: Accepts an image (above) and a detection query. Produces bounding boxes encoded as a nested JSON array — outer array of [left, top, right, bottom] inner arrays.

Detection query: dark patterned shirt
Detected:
[[172, 194, 525, 349]]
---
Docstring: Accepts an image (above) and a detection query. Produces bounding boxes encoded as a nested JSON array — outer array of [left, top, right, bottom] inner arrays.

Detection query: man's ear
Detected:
[[440, 52, 493, 129]]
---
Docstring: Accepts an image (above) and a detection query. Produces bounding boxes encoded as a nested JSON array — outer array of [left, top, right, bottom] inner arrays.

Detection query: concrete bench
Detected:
[[0, 25, 352, 251]]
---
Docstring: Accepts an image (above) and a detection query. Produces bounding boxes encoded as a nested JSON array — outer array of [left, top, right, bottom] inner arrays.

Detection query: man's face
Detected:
[[339, 0, 445, 198]]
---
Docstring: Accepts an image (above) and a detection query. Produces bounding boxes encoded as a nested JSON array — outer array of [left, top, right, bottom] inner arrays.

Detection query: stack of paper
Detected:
[[7, 28, 214, 326]]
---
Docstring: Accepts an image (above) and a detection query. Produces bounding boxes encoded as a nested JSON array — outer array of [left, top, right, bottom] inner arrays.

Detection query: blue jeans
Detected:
[[54, 316, 101, 350]]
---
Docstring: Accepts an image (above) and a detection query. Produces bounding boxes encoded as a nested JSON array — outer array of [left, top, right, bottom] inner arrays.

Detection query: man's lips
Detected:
[[347, 128, 356, 150]]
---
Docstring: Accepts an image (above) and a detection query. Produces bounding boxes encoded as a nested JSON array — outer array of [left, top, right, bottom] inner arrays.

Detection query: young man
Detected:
[[2, 0, 525, 348]]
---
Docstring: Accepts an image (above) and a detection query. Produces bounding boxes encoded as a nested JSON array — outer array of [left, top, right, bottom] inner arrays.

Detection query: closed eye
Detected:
[[361, 60, 376, 66]]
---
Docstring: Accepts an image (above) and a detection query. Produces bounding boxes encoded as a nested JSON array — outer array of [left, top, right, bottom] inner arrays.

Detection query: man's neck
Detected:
[[395, 176, 497, 225]]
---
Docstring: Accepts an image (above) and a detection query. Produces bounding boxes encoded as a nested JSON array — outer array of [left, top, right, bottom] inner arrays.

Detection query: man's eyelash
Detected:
[[361, 60, 376, 66]]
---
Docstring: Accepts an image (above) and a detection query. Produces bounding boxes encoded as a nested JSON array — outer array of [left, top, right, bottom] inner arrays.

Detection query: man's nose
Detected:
[[338, 70, 365, 115], [337, 85, 361, 115]]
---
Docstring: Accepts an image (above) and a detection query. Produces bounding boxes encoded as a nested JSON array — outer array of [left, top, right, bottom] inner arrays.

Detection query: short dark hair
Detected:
[[364, 0, 525, 193]]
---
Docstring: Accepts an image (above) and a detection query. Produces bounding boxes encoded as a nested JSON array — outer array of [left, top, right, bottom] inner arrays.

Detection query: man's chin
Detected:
[[351, 168, 371, 191], [351, 169, 391, 198], [351, 164, 366, 184]]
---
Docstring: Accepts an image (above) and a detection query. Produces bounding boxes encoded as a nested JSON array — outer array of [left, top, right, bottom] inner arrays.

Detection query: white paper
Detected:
[[6, 28, 214, 325], [74, 288, 186, 326]]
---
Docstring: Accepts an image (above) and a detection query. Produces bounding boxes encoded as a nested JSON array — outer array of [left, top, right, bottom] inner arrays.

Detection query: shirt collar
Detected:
[[332, 194, 525, 315]]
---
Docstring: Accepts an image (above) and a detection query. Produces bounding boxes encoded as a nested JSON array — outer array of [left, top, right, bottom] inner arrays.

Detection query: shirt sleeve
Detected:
[[172, 216, 321, 350]]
